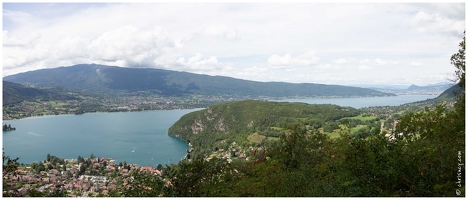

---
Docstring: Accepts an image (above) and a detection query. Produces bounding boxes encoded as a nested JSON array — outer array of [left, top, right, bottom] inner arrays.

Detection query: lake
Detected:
[[3, 109, 202, 167], [276, 94, 438, 108], [2, 95, 437, 166]]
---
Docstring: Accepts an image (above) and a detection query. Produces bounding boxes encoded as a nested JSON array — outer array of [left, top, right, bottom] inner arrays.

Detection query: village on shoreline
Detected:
[[3, 139, 254, 197], [3, 154, 164, 197]]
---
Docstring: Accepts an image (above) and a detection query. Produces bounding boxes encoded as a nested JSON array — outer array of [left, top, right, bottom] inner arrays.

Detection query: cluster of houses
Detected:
[[204, 142, 248, 163], [3, 157, 163, 197]]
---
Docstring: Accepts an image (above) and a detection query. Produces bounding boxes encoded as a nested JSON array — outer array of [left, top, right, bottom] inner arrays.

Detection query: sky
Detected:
[[2, 2, 466, 86]]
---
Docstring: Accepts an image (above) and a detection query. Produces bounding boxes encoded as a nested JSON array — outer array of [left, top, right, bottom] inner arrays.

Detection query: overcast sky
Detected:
[[2, 2, 465, 86]]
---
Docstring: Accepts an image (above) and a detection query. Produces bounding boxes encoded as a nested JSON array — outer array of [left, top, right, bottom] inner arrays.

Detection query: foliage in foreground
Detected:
[[118, 102, 464, 197]]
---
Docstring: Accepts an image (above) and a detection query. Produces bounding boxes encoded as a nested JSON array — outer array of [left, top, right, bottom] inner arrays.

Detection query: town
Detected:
[[3, 139, 258, 197], [3, 153, 165, 197], [2, 95, 236, 120]]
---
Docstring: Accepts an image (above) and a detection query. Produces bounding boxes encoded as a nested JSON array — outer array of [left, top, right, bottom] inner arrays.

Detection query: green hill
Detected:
[[4, 64, 395, 98], [168, 100, 360, 159], [3, 81, 79, 106], [435, 84, 462, 101]]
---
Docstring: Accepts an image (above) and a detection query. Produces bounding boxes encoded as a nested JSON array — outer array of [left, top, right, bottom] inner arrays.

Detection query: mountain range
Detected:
[[361, 82, 453, 95], [406, 83, 452, 91], [3, 64, 395, 98]]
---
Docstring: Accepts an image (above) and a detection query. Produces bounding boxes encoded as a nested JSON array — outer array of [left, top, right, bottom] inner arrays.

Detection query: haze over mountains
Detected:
[[3, 64, 395, 98], [354, 82, 453, 95]]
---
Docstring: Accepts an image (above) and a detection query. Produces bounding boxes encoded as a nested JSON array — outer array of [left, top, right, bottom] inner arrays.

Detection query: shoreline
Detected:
[[3, 107, 206, 121], [3, 94, 438, 121]]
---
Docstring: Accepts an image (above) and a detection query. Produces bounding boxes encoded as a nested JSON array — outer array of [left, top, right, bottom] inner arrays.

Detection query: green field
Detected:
[[328, 131, 341, 138], [351, 125, 367, 134], [247, 132, 266, 144], [346, 115, 377, 121], [266, 137, 280, 141], [318, 127, 341, 139]]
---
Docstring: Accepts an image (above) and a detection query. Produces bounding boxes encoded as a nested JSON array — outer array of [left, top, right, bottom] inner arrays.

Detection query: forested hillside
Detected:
[[3, 81, 79, 106], [168, 100, 360, 159]]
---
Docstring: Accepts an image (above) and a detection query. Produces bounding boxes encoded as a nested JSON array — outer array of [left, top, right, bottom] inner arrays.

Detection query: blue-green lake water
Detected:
[[2, 95, 437, 166], [277, 94, 437, 109], [3, 109, 202, 167]]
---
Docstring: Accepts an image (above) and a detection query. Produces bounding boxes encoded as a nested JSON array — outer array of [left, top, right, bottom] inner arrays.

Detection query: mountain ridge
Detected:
[[3, 64, 395, 98]]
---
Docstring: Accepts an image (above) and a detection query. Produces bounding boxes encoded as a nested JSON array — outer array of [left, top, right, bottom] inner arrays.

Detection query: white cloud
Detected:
[[358, 65, 373, 70], [235, 66, 269, 80], [3, 25, 178, 75], [173, 53, 233, 75], [410, 10, 464, 35], [3, 31, 51, 71], [201, 25, 240, 41], [334, 58, 353, 65], [239, 66, 268, 75], [293, 51, 320, 66], [56, 35, 89, 60], [333, 58, 397, 68], [3, 31, 41, 47], [2, 9, 36, 29], [89, 25, 174, 66], [374, 58, 387, 66], [267, 51, 319, 67], [360, 58, 371, 65], [317, 64, 333, 70], [267, 54, 292, 66], [411, 61, 423, 67]]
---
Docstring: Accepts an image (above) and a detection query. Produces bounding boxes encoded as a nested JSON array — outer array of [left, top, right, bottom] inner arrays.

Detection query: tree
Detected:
[[157, 164, 163, 171], [36, 163, 46, 172], [271, 124, 328, 170], [79, 164, 86, 175], [164, 158, 234, 197], [77, 156, 84, 163], [3, 149, 19, 176], [47, 189, 68, 197], [27, 189, 45, 197], [451, 32, 466, 119], [451, 32, 465, 90], [121, 170, 165, 197]]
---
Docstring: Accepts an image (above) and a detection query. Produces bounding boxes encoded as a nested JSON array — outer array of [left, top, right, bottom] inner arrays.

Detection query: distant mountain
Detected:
[[3, 81, 79, 106], [354, 84, 410, 90], [406, 83, 452, 92], [361, 82, 452, 95], [4, 64, 395, 98]]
